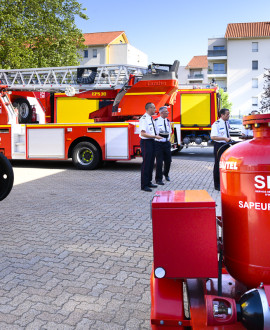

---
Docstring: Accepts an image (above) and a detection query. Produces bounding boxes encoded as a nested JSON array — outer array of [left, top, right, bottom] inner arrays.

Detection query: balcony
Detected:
[[187, 74, 204, 80], [208, 50, 227, 57], [208, 70, 226, 74], [208, 70, 227, 79]]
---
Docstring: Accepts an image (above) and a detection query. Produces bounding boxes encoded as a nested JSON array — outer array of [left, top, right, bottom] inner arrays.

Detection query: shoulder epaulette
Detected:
[[154, 118, 158, 121], [142, 115, 146, 118], [215, 120, 220, 124]]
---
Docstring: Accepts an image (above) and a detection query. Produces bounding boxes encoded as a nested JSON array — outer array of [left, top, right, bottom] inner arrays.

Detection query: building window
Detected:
[[252, 61, 258, 70], [93, 49, 97, 58], [252, 42, 258, 52], [213, 63, 225, 74], [252, 97, 258, 106], [83, 50, 88, 58], [213, 46, 225, 50], [252, 79, 258, 88]]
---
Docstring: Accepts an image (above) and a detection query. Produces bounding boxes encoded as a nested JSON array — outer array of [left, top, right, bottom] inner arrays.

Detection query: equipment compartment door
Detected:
[[105, 127, 129, 159], [181, 94, 211, 126], [28, 128, 65, 158]]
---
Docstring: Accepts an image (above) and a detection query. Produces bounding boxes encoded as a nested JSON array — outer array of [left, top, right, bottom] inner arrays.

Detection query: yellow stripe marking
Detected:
[[178, 89, 215, 92], [181, 127, 211, 131], [125, 92, 166, 95], [26, 123, 130, 128]]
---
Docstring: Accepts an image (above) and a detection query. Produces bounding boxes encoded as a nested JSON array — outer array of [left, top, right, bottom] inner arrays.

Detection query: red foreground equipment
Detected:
[[150, 113, 270, 329]]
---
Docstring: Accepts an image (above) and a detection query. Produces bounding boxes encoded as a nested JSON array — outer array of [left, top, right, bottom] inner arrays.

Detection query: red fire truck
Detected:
[[0, 62, 220, 169], [0, 62, 179, 169]]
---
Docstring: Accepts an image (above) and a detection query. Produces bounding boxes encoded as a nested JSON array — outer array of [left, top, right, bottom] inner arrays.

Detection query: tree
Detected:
[[0, 0, 88, 69], [260, 68, 270, 113], [219, 88, 232, 110]]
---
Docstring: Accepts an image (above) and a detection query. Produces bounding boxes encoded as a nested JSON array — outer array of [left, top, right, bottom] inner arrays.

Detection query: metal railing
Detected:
[[208, 50, 227, 57], [208, 70, 227, 75], [188, 74, 204, 79]]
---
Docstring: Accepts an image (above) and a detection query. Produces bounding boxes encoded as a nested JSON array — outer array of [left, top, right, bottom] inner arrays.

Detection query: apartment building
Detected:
[[207, 38, 227, 91], [178, 55, 209, 87], [208, 22, 270, 116], [79, 31, 148, 67]]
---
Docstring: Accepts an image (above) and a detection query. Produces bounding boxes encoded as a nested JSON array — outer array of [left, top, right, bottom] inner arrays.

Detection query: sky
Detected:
[[75, 0, 270, 66]]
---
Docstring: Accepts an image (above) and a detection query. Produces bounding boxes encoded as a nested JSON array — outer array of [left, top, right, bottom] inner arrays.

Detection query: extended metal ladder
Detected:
[[0, 64, 147, 93]]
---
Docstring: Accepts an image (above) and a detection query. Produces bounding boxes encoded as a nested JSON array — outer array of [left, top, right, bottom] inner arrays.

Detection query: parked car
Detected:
[[229, 118, 243, 136]]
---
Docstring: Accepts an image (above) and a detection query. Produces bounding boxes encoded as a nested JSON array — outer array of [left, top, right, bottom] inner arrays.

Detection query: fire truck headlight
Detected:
[[155, 267, 166, 278]]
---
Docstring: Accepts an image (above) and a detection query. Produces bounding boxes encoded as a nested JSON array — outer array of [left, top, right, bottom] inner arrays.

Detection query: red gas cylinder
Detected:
[[220, 113, 270, 288]]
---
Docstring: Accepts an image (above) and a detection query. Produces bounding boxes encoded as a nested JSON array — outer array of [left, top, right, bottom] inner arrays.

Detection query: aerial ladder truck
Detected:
[[0, 62, 179, 169]]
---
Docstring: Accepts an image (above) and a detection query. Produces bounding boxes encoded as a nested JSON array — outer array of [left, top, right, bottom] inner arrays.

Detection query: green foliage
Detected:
[[0, 0, 88, 69], [260, 68, 270, 113], [219, 88, 232, 110]]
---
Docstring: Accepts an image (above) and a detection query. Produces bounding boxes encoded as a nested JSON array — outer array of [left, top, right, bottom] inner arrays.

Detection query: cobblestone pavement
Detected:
[[0, 152, 221, 329]]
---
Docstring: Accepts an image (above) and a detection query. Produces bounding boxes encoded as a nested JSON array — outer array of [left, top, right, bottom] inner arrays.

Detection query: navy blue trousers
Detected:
[[155, 141, 171, 182], [213, 141, 226, 188], [140, 139, 155, 189]]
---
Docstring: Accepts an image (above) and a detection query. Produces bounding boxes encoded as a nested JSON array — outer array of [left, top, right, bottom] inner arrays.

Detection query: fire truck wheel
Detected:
[[72, 142, 100, 170], [0, 153, 14, 201], [13, 98, 32, 123]]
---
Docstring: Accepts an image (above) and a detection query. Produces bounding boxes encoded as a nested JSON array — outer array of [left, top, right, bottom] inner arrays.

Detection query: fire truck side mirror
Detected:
[[169, 60, 180, 78]]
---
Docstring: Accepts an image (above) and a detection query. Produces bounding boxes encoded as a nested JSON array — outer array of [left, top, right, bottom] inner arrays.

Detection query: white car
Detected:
[[229, 119, 243, 136]]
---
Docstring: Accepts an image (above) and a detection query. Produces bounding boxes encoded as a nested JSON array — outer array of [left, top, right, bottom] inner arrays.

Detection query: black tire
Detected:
[[72, 142, 100, 170], [13, 98, 32, 123], [0, 153, 14, 201]]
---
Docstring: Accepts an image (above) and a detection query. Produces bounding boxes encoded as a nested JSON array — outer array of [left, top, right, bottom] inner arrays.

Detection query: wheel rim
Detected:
[[20, 103, 29, 118], [77, 148, 94, 165]]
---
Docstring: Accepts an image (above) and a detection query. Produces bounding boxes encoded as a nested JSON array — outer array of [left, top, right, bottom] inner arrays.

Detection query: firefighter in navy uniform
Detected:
[[139, 103, 163, 192], [211, 108, 231, 191], [154, 106, 172, 185]]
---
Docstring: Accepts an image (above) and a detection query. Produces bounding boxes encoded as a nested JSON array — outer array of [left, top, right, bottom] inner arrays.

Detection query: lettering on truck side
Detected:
[[91, 92, 107, 96]]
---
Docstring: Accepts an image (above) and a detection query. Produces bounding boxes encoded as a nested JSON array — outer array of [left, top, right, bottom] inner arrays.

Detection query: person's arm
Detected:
[[140, 130, 163, 139], [211, 136, 231, 142]]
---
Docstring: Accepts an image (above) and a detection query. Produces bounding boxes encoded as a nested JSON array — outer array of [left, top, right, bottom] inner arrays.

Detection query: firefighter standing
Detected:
[[211, 108, 231, 191], [154, 106, 172, 185], [139, 103, 162, 192], [241, 110, 259, 139]]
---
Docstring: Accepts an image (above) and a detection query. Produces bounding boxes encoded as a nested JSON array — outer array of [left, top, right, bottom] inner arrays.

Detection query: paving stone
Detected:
[[14, 308, 41, 327], [62, 308, 87, 326], [75, 317, 95, 329], [25, 318, 47, 330]]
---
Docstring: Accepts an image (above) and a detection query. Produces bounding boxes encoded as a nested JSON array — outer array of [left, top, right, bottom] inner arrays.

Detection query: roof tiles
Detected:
[[186, 55, 208, 69], [225, 22, 270, 38], [83, 31, 126, 46]]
